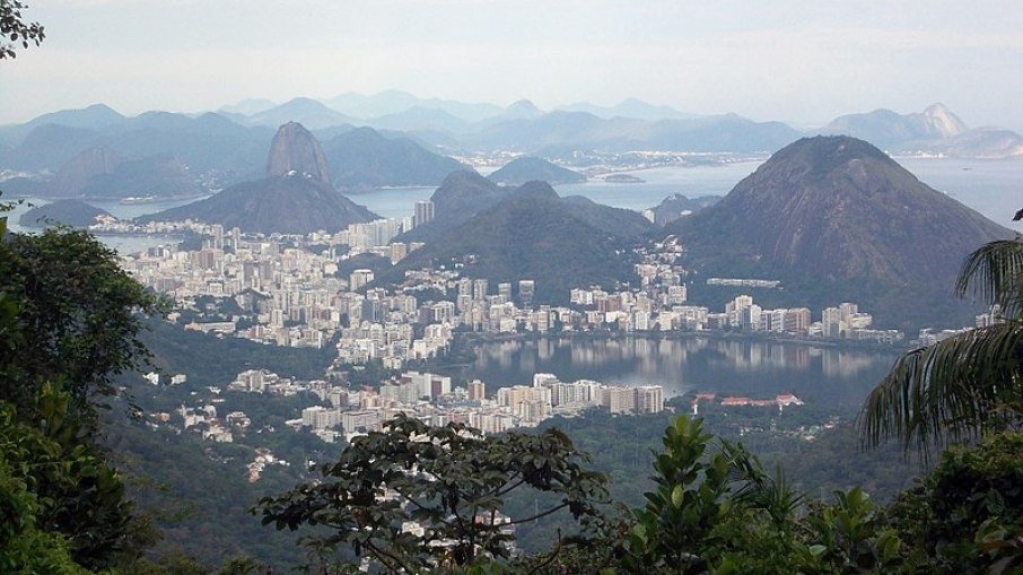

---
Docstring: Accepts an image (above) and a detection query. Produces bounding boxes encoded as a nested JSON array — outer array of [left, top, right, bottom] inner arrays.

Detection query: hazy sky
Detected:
[[2, 0, 1022, 129]]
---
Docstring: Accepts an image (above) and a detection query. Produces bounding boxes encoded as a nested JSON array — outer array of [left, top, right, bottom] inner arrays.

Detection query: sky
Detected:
[[2, 0, 1023, 129]]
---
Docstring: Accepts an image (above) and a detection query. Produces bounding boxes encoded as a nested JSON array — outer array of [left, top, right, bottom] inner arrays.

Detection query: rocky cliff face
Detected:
[[920, 103, 967, 138], [265, 122, 332, 186], [142, 122, 379, 234]]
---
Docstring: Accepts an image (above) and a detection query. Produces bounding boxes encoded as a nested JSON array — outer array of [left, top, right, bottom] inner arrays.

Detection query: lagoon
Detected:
[[465, 335, 898, 409]]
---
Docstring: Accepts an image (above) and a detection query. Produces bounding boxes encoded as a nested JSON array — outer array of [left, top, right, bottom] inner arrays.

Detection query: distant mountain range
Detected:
[[321, 128, 469, 190], [380, 134, 1012, 325], [821, 103, 1023, 157], [2, 94, 1021, 217]]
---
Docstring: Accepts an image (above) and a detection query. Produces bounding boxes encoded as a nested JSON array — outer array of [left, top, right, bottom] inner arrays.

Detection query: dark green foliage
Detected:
[[0, 383, 161, 573], [0, 0, 44, 59], [0, 223, 167, 572], [334, 252, 392, 285], [886, 431, 1023, 573], [141, 318, 335, 388], [0, 396, 91, 574], [255, 414, 610, 574], [0, 227, 165, 418], [616, 416, 801, 573], [380, 186, 640, 304], [609, 416, 918, 575], [861, 237, 1023, 456], [106, 417, 311, 571]]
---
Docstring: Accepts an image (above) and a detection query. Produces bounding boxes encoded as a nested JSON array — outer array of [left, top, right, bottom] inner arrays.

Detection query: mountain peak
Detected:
[[922, 103, 968, 137], [505, 99, 543, 119], [665, 135, 1012, 328], [510, 180, 560, 202], [265, 122, 332, 186]]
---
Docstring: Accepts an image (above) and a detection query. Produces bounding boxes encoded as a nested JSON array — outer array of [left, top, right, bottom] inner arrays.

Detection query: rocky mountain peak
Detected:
[[265, 121, 332, 186], [922, 103, 968, 137]]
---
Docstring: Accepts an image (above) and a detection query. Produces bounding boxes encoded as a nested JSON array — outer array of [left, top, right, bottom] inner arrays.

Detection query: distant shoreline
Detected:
[[457, 327, 904, 353]]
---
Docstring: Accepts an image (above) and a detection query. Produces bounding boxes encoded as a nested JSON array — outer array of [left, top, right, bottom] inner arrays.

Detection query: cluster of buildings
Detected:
[[690, 392, 805, 415], [115, 216, 905, 381], [167, 369, 666, 447], [289, 370, 665, 442]]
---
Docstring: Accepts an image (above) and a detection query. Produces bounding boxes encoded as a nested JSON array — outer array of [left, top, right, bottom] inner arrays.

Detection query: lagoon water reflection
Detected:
[[468, 336, 898, 407]]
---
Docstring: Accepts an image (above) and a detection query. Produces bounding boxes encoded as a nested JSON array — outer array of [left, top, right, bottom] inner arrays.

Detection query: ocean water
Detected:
[[4, 156, 1021, 254], [897, 157, 1023, 230], [351, 157, 1023, 231]]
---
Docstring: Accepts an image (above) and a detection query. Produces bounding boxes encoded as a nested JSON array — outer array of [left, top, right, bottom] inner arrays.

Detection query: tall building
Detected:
[[414, 200, 435, 227], [635, 386, 664, 414], [468, 380, 486, 401], [785, 308, 811, 334], [602, 386, 637, 414], [389, 242, 407, 264], [350, 269, 374, 291], [498, 283, 512, 302], [518, 280, 535, 306], [473, 279, 489, 301]]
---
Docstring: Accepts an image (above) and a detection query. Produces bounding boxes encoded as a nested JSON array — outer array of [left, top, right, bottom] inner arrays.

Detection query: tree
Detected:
[[612, 416, 908, 575], [616, 416, 810, 574], [0, 223, 165, 571], [0, 0, 44, 59], [255, 414, 610, 574], [884, 431, 1023, 573], [860, 237, 1023, 455], [0, 393, 95, 575], [0, 226, 166, 421]]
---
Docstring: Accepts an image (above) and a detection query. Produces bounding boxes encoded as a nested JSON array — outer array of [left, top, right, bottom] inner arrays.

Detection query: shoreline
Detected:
[[455, 327, 905, 353]]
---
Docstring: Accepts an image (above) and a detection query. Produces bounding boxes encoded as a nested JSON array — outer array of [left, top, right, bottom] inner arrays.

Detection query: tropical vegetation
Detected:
[[861, 237, 1023, 454]]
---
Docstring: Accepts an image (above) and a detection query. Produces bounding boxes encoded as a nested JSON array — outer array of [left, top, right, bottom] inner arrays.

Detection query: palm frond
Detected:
[[955, 238, 1023, 319], [859, 320, 1023, 457]]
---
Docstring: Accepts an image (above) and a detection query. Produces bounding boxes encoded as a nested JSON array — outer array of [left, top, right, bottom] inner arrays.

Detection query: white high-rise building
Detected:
[[414, 201, 435, 227]]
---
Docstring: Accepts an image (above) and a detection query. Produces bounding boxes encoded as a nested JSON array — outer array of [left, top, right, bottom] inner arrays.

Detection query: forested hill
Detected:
[[664, 135, 1013, 329], [376, 181, 647, 303]]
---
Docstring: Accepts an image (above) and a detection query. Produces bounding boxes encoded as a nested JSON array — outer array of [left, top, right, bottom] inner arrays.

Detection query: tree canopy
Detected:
[[0, 221, 164, 572], [255, 413, 610, 574], [0, 227, 165, 421], [860, 237, 1023, 455], [0, 0, 44, 59]]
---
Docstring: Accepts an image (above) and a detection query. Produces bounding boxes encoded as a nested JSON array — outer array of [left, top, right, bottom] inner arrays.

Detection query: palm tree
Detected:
[[860, 238, 1023, 456]]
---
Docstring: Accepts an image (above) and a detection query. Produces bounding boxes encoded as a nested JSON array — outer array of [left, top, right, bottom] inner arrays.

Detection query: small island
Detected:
[[603, 173, 645, 183], [487, 157, 586, 186], [18, 199, 113, 228]]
